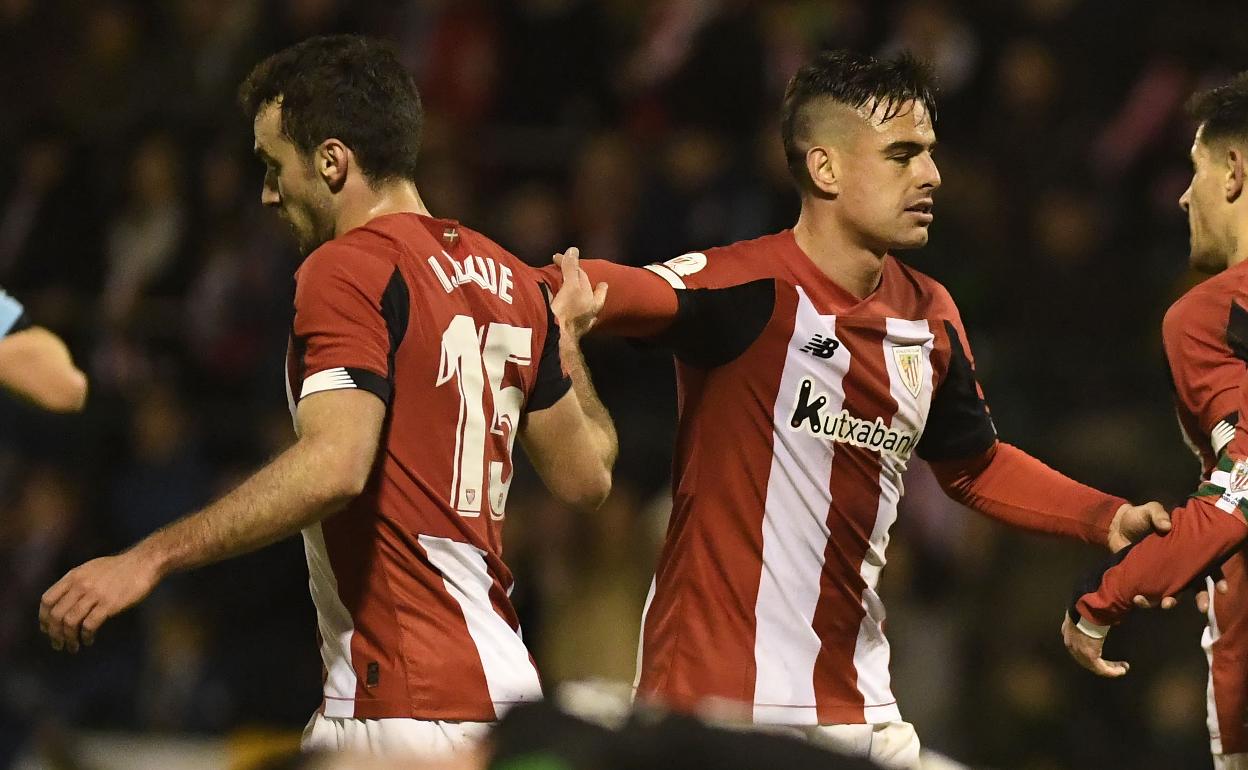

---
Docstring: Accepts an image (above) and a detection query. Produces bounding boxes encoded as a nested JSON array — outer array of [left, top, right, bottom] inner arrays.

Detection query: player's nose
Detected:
[[1179, 184, 1191, 213], [261, 184, 281, 208], [919, 153, 941, 191]]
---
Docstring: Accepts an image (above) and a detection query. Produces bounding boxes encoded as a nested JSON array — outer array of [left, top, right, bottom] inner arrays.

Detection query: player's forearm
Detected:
[[0, 327, 88, 412], [930, 442, 1123, 546], [559, 331, 618, 470], [541, 260, 678, 338], [130, 437, 362, 578], [1073, 496, 1248, 629]]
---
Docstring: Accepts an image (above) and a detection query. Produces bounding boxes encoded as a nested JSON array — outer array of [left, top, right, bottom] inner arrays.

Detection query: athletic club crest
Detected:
[[893, 345, 924, 398], [1229, 460, 1248, 496]]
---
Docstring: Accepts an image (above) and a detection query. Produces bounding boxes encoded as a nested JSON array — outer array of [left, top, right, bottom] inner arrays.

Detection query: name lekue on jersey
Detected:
[[788, 378, 918, 458], [427, 251, 515, 304]]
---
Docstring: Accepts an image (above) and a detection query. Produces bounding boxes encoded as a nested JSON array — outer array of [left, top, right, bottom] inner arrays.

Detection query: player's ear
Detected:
[[805, 145, 840, 197], [317, 138, 349, 192], [1226, 146, 1246, 203]]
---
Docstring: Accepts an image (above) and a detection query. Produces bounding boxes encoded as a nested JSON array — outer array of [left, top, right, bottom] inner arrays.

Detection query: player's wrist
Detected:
[[127, 535, 177, 582]]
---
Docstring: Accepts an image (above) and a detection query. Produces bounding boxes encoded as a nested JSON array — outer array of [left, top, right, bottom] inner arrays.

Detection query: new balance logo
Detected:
[[800, 334, 840, 359]]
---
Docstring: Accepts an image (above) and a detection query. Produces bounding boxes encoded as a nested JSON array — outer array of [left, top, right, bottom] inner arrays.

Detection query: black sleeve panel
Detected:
[[646, 279, 776, 369], [1228, 300, 1248, 364], [380, 267, 411, 381], [527, 290, 573, 413], [917, 320, 998, 462]]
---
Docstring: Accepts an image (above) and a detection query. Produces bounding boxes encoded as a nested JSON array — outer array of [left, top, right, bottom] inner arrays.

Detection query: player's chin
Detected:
[[892, 228, 931, 251]]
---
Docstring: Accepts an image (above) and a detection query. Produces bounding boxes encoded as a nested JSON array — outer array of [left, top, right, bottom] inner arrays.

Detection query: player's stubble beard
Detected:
[[286, 196, 337, 256]]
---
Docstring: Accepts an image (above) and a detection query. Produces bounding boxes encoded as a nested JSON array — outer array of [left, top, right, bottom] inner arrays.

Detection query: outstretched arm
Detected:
[[1061, 367, 1248, 676], [538, 257, 678, 338], [39, 379, 385, 652], [931, 443, 1168, 550]]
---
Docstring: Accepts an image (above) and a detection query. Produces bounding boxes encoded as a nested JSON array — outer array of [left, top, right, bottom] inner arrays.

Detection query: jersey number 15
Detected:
[[436, 314, 531, 520]]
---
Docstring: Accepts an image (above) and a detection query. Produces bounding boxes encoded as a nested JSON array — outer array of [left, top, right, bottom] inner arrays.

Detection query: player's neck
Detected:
[[792, 209, 885, 300], [333, 182, 431, 238]]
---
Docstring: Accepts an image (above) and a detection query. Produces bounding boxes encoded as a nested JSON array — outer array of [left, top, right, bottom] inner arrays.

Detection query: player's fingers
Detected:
[[1217, 578, 1230, 595], [60, 594, 97, 654], [1149, 504, 1172, 532], [39, 575, 73, 632], [1197, 591, 1211, 613], [1160, 596, 1177, 610], [46, 587, 86, 651], [80, 604, 112, 647], [1092, 657, 1130, 678], [592, 282, 608, 311], [1132, 595, 1153, 608]]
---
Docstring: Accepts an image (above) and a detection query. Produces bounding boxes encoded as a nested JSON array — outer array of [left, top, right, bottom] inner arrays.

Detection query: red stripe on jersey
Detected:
[[812, 318, 896, 723], [635, 288, 801, 712]]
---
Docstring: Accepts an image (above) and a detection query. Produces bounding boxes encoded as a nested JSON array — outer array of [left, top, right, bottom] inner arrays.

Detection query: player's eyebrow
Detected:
[[882, 140, 935, 156], [253, 145, 277, 164]]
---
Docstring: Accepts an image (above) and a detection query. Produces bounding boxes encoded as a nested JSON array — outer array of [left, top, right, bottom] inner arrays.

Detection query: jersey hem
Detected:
[[321, 695, 539, 722]]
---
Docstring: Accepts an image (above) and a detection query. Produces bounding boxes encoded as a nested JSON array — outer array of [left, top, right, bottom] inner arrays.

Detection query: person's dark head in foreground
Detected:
[[781, 50, 941, 254], [487, 701, 880, 770], [1182, 72, 1248, 273], [238, 34, 425, 255]]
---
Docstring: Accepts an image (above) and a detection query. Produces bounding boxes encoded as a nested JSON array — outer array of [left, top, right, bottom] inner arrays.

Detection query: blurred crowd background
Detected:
[[2, 0, 1247, 767]]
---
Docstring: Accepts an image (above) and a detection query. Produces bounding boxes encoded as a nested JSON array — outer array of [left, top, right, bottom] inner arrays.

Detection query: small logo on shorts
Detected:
[[366, 662, 380, 688]]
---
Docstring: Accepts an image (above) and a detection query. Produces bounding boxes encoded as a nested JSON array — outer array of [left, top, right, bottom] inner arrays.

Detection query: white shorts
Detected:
[[302, 712, 492, 760], [809, 720, 921, 769], [759, 720, 922, 769], [1215, 754, 1248, 770]]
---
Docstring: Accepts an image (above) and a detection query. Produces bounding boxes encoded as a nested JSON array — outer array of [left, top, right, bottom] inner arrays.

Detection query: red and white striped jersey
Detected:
[[628, 231, 997, 725], [284, 212, 569, 721], [1163, 259, 1248, 476]]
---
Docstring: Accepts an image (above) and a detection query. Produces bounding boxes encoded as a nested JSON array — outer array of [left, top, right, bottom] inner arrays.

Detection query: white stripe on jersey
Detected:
[[301, 367, 358, 398], [850, 319, 935, 723], [752, 289, 844, 724], [634, 577, 656, 692], [303, 522, 359, 718], [419, 535, 542, 716]]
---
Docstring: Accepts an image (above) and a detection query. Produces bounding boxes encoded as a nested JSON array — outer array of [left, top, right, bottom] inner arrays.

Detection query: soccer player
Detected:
[[540, 51, 1171, 768], [1064, 73, 1248, 769], [0, 287, 86, 412], [38, 35, 616, 759]]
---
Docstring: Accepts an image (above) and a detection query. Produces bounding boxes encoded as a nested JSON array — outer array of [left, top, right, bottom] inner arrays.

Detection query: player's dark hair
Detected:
[[1189, 72, 1248, 146], [238, 34, 423, 185], [781, 50, 937, 189]]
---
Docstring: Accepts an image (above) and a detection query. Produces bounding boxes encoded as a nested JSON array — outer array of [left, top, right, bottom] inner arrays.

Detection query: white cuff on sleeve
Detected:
[[1076, 616, 1109, 639]]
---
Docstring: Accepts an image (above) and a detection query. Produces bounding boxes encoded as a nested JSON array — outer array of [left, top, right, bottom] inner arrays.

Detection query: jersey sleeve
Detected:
[[0, 288, 31, 338], [645, 280, 776, 368], [537, 259, 679, 338], [1072, 379, 1248, 631], [916, 301, 997, 461], [291, 245, 408, 406], [923, 294, 1124, 544], [930, 443, 1125, 545], [526, 289, 573, 412], [1163, 297, 1246, 456]]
